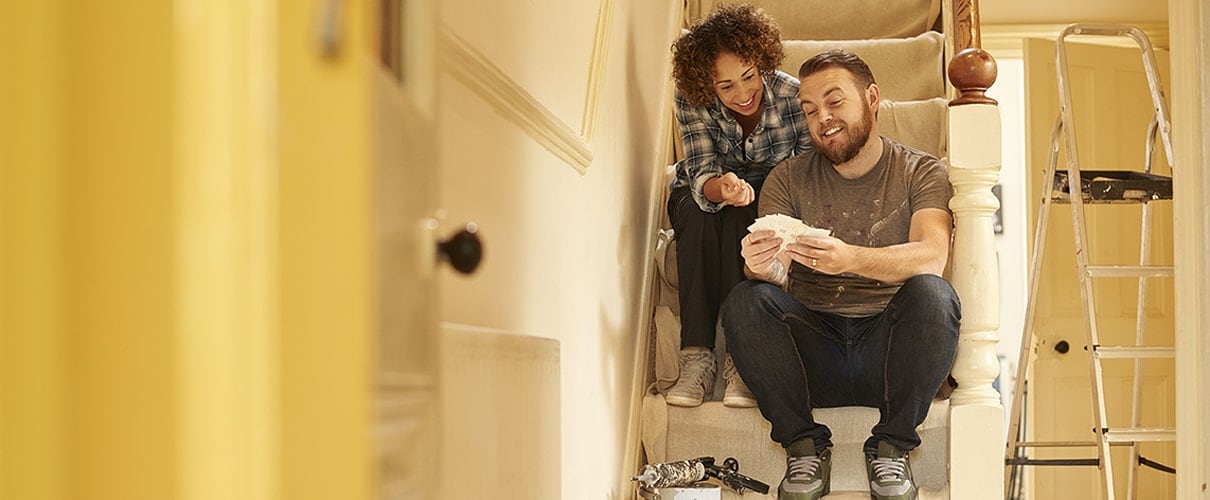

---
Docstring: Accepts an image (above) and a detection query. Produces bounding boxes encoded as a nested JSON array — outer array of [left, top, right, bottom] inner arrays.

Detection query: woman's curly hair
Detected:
[[672, 4, 785, 107]]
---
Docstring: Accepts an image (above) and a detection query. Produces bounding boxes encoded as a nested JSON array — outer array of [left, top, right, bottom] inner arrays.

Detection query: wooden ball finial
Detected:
[[949, 48, 998, 106]]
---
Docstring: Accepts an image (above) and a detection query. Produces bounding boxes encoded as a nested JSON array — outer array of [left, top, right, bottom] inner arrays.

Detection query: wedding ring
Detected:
[[811, 258, 818, 267]]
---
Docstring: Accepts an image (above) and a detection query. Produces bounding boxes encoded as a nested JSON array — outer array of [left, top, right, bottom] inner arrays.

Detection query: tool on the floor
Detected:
[[634, 456, 770, 494]]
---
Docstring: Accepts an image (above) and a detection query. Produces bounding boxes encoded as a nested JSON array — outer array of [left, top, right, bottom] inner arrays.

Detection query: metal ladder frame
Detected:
[[1004, 23, 1176, 500]]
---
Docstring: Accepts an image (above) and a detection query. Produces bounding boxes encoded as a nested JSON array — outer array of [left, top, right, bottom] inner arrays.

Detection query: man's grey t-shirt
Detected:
[[758, 137, 952, 317]]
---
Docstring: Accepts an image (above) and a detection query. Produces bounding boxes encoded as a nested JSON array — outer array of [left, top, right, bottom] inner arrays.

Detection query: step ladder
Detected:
[[1004, 24, 1176, 500]]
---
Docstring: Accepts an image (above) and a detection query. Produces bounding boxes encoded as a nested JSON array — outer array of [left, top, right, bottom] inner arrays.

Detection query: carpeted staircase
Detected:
[[639, 1, 962, 497]]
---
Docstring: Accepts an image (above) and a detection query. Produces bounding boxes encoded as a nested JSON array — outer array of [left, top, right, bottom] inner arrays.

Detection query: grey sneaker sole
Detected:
[[868, 491, 916, 500]]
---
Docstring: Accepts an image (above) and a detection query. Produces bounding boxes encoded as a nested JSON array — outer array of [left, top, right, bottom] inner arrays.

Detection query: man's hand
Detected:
[[705, 172, 756, 207], [741, 230, 784, 283], [786, 234, 853, 275]]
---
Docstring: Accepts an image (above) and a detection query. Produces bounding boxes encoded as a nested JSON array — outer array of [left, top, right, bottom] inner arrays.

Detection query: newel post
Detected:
[[946, 47, 1005, 498]]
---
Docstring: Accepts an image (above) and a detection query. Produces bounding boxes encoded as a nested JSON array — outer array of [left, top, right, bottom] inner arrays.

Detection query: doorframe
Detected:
[[174, 1, 278, 499], [1169, 0, 1209, 497]]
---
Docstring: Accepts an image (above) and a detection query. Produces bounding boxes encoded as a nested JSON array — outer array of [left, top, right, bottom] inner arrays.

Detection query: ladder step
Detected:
[[1094, 346, 1176, 359], [1051, 196, 1171, 205], [1085, 265, 1174, 278], [1005, 457, 1100, 467], [1012, 440, 1097, 448], [1103, 428, 1176, 443], [1053, 170, 1173, 202]]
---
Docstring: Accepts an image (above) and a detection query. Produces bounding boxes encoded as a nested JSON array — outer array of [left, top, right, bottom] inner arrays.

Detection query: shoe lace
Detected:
[[869, 456, 908, 483], [679, 351, 713, 385], [722, 357, 740, 382], [786, 454, 822, 481]]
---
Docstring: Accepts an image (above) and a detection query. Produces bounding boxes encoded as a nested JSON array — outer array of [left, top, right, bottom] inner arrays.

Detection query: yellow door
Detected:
[[2, 1, 446, 499], [280, 0, 452, 497], [1023, 36, 1175, 499], [279, 0, 450, 498]]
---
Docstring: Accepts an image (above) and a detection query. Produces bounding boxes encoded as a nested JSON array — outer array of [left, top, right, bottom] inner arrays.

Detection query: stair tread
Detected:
[[652, 398, 951, 493], [718, 485, 952, 499]]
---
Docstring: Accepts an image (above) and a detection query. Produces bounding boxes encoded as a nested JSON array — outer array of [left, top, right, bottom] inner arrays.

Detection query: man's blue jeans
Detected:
[[721, 274, 960, 455]]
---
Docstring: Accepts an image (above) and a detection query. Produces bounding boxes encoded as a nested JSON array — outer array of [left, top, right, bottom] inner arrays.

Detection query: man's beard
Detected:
[[817, 99, 875, 165]]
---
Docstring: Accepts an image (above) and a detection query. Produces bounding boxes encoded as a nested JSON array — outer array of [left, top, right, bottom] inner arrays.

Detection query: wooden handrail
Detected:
[[952, 0, 982, 53]]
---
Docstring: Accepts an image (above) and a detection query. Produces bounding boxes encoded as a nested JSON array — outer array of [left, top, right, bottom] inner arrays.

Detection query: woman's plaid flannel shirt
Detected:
[[671, 70, 814, 213]]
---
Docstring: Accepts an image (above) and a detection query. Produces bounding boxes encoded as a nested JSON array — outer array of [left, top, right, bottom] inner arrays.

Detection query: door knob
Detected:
[[437, 223, 483, 275]]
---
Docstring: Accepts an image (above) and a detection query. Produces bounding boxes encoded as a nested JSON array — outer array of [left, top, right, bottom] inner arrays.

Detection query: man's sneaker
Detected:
[[722, 355, 757, 408], [865, 441, 917, 500], [779, 438, 831, 500], [665, 349, 716, 407]]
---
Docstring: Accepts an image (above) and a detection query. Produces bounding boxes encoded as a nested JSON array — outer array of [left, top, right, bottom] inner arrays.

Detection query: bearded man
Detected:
[[720, 49, 960, 500]]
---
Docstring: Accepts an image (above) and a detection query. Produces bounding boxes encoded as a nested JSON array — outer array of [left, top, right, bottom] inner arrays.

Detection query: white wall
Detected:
[[985, 57, 1029, 424], [436, 1, 681, 498]]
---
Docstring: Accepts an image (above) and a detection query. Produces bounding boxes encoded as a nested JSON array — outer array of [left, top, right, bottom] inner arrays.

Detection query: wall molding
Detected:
[[437, 0, 616, 175], [438, 27, 592, 172], [580, 0, 615, 140]]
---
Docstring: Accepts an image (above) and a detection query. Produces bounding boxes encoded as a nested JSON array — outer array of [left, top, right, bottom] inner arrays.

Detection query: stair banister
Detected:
[[945, 46, 1005, 499]]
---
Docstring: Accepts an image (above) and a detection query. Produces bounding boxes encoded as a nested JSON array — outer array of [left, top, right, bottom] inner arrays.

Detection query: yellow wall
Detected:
[[68, 3, 180, 498], [3, 1, 179, 499], [1, 2, 69, 499], [2, 1, 376, 499], [983, 0, 1167, 24]]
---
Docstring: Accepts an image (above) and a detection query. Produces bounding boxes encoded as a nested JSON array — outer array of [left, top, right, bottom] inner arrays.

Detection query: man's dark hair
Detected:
[[798, 49, 877, 89], [672, 4, 785, 107]]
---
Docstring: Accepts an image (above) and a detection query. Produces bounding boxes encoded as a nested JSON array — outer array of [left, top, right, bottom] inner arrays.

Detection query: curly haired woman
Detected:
[[665, 4, 812, 409]]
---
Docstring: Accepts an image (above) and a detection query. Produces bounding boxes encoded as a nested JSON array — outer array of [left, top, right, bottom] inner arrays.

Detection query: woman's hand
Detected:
[[706, 172, 756, 207]]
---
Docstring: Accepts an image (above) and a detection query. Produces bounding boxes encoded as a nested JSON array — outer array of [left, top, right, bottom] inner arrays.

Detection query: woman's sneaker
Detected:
[[665, 349, 715, 407], [722, 355, 757, 407]]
